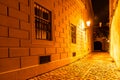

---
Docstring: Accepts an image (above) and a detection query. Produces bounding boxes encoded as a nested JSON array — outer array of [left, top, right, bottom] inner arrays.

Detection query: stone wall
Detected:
[[110, 0, 120, 69], [0, 0, 93, 79]]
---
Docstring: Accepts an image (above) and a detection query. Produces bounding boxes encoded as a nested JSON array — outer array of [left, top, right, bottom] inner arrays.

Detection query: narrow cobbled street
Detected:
[[28, 52, 120, 80]]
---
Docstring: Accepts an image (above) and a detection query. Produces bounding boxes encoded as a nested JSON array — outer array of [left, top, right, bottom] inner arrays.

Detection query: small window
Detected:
[[34, 3, 52, 40], [71, 24, 76, 43]]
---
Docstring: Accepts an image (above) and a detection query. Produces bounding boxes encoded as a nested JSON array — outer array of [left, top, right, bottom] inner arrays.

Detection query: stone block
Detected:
[[61, 53, 68, 59], [9, 8, 28, 22], [20, 20, 31, 31], [18, 0, 29, 6], [57, 48, 64, 53], [9, 28, 29, 39], [46, 48, 56, 54], [0, 0, 18, 9], [56, 26, 63, 32], [64, 48, 69, 52], [61, 43, 67, 48], [55, 31, 59, 37], [0, 37, 19, 47], [0, 3, 7, 15], [54, 43, 60, 47], [0, 26, 8, 37], [0, 48, 8, 58], [51, 53, 60, 61], [10, 48, 29, 57], [60, 32, 66, 38], [21, 56, 39, 68], [0, 15, 19, 28], [20, 40, 31, 47], [30, 48, 45, 56], [0, 58, 20, 72], [55, 37, 63, 43], [20, 3, 30, 14]]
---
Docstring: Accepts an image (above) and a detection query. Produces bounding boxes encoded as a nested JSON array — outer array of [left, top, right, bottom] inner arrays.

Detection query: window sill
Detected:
[[32, 39, 54, 46]]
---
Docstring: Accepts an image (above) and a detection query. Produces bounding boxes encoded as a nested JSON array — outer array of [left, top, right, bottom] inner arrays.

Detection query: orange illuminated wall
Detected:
[[0, 0, 93, 79], [110, 0, 120, 69]]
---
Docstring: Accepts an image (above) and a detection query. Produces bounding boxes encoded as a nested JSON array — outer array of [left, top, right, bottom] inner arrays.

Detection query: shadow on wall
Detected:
[[94, 41, 102, 51]]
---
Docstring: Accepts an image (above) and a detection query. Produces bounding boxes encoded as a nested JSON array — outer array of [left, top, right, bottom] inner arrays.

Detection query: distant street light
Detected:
[[99, 22, 102, 27]]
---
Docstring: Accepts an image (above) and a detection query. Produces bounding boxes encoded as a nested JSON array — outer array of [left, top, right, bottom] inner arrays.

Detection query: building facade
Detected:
[[0, 0, 93, 79], [110, 0, 120, 69]]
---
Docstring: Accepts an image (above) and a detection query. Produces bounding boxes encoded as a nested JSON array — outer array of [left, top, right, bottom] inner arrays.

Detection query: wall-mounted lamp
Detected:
[[86, 20, 91, 27], [82, 20, 91, 31]]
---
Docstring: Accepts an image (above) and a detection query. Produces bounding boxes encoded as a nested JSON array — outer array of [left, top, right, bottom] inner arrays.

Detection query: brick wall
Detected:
[[0, 0, 93, 79]]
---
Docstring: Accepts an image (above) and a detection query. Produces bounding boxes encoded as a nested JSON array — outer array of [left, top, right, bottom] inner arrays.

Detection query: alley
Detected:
[[28, 52, 120, 80], [1, 0, 120, 80]]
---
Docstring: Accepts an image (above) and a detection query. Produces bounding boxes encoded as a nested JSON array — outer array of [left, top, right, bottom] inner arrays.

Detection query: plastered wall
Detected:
[[110, 0, 120, 69]]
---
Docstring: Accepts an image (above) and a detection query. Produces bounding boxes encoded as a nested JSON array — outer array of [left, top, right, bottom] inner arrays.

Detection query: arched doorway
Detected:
[[94, 41, 102, 51]]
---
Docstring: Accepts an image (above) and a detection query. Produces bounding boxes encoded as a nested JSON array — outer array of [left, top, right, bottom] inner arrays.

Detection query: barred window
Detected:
[[34, 2, 52, 40], [71, 24, 76, 43]]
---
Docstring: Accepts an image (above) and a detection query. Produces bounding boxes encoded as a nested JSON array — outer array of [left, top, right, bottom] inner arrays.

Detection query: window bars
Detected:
[[34, 3, 52, 40]]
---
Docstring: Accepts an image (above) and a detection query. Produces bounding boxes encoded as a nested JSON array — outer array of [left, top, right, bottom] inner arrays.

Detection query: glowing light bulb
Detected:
[[86, 21, 91, 27]]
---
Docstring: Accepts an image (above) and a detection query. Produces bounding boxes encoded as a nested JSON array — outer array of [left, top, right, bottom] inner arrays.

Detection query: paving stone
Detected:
[[28, 52, 120, 80]]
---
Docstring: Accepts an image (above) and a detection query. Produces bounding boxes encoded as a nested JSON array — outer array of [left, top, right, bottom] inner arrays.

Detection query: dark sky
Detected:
[[91, 0, 109, 25]]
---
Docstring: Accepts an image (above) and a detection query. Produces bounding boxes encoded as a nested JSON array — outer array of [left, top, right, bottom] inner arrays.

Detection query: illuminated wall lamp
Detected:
[[86, 20, 91, 27], [82, 20, 91, 31]]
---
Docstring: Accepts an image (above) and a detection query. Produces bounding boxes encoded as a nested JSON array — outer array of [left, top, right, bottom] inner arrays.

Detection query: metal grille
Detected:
[[34, 3, 52, 40], [39, 55, 51, 64]]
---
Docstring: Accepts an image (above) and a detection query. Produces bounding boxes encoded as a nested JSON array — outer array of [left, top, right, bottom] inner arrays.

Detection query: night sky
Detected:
[[91, 0, 109, 25]]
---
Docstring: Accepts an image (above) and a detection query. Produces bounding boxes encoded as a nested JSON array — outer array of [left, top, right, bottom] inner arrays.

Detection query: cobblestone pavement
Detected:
[[28, 52, 120, 80]]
